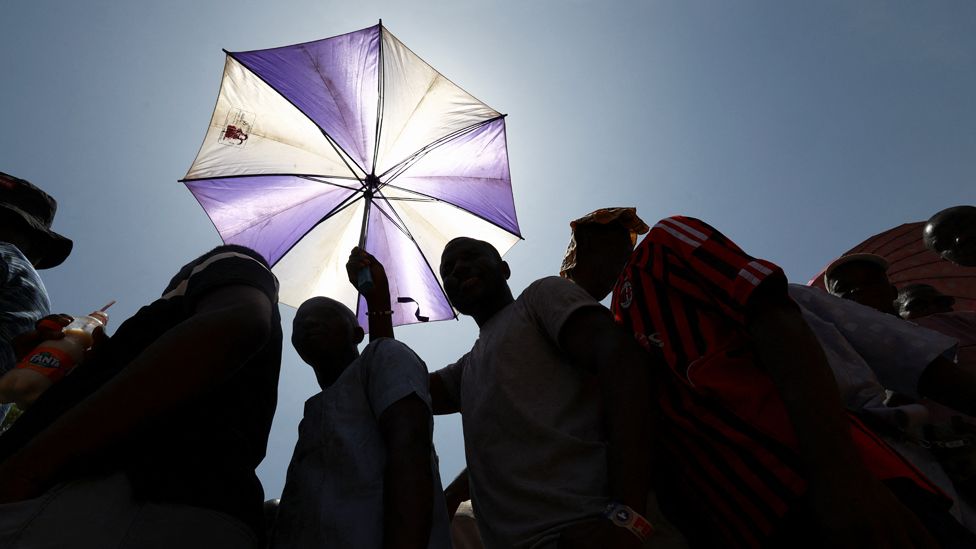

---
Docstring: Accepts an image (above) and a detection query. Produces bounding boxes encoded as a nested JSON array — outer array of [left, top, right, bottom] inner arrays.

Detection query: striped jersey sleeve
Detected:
[[638, 216, 786, 324], [161, 249, 279, 312]]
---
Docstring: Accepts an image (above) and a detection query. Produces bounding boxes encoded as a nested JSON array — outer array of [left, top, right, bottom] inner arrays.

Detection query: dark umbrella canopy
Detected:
[[809, 221, 976, 312]]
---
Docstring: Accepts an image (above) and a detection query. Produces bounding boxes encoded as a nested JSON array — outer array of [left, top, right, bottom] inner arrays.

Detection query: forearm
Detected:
[[384, 447, 434, 549], [367, 290, 394, 341], [444, 468, 470, 520], [749, 304, 865, 478], [429, 373, 460, 415], [2, 305, 269, 483], [600, 345, 653, 513]]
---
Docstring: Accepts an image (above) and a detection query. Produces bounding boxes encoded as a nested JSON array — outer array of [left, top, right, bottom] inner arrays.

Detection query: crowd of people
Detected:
[[0, 169, 975, 549]]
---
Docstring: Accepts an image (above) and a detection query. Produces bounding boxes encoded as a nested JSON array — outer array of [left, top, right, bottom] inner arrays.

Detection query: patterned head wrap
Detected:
[[559, 207, 649, 278]]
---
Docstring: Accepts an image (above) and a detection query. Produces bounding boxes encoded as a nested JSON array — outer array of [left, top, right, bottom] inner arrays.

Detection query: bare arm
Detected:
[[0, 285, 273, 501], [747, 284, 937, 549], [428, 372, 460, 415], [347, 247, 394, 340], [559, 306, 652, 516], [379, 394, 435, 549], [443, 468, 470, 521]]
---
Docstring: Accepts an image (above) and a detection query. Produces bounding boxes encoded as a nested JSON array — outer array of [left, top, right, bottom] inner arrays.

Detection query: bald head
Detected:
[[924, 205, 976, 266], [292, 297, 364, 387], [296, 297, 358, 326]]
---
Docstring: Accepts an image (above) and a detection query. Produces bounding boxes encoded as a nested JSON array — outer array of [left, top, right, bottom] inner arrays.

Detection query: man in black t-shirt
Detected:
[[0, 244, 282, 549]]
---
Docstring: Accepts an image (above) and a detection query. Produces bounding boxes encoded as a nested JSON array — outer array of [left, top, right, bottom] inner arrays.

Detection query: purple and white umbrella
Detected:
[[181, 23, 521, 327]]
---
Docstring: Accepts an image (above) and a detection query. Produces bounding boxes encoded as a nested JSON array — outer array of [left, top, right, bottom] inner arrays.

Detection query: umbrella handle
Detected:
[[357, 267, 374, 293]]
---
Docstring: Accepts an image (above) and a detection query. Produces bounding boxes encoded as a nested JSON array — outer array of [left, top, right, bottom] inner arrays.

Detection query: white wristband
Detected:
[[604, 501, 654, 542]]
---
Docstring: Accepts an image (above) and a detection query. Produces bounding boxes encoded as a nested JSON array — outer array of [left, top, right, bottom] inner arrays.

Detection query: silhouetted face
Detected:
[[924, 206, 976, 267], [827, 262, 898, 314], [439, 238, 508, 315], [292, 298, 359, 374], [571, 223, 634, 300], [896, 285, 955, 320]]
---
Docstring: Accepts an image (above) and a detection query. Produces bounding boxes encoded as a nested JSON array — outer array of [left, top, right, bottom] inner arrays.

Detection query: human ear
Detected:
[[353, 326, 365, 344], [501, 261, 511, 280]]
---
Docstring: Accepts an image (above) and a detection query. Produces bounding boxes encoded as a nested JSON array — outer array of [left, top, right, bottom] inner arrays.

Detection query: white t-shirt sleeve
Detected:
[[361, 338, 433, 419], [433, 355, 466, 410], [789, 284, 956, 397], [522, 276, 602, 348]]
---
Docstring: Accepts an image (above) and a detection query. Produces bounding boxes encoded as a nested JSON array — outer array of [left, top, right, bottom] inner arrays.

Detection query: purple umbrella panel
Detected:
[[182, 23, 521, 328]]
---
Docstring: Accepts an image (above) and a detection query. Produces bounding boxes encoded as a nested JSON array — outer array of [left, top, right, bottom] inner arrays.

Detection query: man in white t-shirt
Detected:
[[429, 237, 654, 549], [273, 297, 451, 549]]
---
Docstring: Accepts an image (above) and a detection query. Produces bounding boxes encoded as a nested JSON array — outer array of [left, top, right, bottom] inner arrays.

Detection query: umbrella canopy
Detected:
[[182, 23, 521, 328], [809, 222, 976, 312]]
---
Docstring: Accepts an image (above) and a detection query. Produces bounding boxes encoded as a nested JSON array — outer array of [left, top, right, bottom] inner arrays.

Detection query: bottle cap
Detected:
[[88, 311, 109, 326], [88, 301, 115, 326]]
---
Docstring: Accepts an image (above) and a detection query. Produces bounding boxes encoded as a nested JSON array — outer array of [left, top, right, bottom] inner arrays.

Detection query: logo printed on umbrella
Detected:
[[219, 108, 253, 147]]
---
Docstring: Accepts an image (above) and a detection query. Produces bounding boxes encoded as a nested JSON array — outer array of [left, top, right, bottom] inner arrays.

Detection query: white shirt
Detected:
[[273, 338, 451, 549], [436, 277, 608, 549]]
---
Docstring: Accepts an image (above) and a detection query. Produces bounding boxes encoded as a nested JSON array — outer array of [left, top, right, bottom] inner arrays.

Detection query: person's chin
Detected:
[[451, 293, 483, 316]]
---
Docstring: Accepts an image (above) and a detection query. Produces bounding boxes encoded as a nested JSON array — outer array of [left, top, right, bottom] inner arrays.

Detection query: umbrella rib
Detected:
[[380, 124, 486, 186], [381, 182, 523, 239], [371, 199, 414, 241], [320, 129, 366, 184], [374, 191, 458, 321], [267, 190, 364, 269], [179, 172, 362, 183], [370, 22, 385, 176], [227, 51, 368, 179], [296, 175, 364, 192], [378, 115, 505, 182]]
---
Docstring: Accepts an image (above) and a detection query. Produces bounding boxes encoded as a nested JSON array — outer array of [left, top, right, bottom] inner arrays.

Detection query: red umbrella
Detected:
[[809, 221, 976, 312]]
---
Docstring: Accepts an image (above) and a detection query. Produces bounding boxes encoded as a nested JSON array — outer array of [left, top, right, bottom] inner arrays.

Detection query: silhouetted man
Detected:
[[430, 237, 654, 549], [0, 172, 73, 421], [559, 207, 649, 301], [609, 216, 976, 548], [0, 244, 281, 549], [273, 297, 451, 549]]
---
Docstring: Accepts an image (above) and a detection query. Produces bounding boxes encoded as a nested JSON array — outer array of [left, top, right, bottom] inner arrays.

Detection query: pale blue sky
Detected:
[[2, 0, 974, 498]]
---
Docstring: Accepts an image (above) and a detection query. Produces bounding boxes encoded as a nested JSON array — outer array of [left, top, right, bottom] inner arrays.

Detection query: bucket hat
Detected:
[[0, 171, 73, 269]]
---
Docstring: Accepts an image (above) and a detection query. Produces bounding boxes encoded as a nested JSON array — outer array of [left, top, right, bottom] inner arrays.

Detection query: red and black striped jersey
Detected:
[[611, 216, 938, 547]]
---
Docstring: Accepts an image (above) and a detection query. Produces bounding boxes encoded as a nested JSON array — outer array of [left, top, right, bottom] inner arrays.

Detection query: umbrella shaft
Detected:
[[357, 190, 375, 293]]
